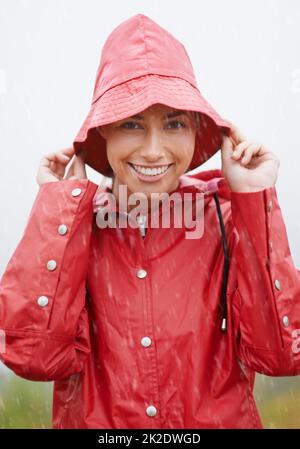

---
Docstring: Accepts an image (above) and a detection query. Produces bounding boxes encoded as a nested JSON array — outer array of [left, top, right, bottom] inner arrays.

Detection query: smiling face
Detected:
[[98, 103, 198, 206]]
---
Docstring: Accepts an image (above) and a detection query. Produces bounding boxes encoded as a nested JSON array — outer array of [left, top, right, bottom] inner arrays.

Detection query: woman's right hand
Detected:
[[36, 146, 87, 186]]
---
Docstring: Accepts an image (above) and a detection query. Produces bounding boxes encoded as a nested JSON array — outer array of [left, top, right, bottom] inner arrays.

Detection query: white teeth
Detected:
[[132, 164, 169, 176]]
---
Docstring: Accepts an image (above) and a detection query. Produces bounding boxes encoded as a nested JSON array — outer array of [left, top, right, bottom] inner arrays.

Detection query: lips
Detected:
[[127, 162, 173, 183]]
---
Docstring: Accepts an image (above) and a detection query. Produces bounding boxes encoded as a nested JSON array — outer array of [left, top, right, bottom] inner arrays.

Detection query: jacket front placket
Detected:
[[122, 207, 164, 426]]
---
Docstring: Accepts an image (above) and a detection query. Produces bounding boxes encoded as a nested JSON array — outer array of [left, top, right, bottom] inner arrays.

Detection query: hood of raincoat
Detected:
[[73, 13, 232, 176]]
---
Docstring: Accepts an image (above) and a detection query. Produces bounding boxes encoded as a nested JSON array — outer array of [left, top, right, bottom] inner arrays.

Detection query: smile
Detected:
[[127, 162, 173, 183]]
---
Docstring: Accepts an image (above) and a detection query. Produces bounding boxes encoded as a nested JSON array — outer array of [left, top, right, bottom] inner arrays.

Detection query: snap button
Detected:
[[282, 315, 289, 327], [136, 269, 147, 279], [71, 188, 82, 197], [274, 279, 281, 290], [37, 296, 49, 307], [47, 260, 57, 271], [141, 336, 152, 347], [146, 405, 157, 417], [57, 224, 68, 235]]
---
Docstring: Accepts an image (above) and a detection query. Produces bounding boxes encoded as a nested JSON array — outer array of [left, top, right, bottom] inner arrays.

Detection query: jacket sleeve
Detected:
[[229, 185, 300, 376], [0, 178, 98, 381]]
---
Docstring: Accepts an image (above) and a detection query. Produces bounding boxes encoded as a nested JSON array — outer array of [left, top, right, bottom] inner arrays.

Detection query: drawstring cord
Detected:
[[212, 192, 230, 332]]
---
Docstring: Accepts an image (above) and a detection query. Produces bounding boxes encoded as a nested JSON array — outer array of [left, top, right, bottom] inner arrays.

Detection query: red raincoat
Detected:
[[0, 168, 300, 428]]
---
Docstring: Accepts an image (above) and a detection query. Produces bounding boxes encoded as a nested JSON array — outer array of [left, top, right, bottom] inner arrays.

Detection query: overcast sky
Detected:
[[0, 0, 299, 274]]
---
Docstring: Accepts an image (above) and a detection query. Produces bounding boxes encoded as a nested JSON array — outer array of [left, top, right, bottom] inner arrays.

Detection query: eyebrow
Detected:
[[128, 110, 188, 120]]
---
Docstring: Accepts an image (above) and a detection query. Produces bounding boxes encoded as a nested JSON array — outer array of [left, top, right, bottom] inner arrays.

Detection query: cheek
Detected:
[[106, 138, 131, 168]]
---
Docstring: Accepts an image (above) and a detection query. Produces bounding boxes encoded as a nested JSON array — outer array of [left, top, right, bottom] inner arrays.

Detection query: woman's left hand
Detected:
[[220, 121, 280, 192]]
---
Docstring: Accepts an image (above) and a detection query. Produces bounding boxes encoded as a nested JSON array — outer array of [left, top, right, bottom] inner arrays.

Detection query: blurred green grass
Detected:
[[254, 374, 300, 428], [0, 372, 52, 428], [0, 369, 299, 428]]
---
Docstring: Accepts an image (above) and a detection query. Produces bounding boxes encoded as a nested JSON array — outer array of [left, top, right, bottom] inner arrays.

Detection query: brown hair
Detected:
[[186, 110, 201, 132]]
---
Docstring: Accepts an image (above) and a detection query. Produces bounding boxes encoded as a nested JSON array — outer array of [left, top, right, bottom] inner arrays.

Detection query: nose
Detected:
[[139, 128, 165, 163]]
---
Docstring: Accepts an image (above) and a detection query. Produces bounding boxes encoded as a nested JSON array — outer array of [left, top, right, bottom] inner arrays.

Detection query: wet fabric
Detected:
[[1, 169, 299, 428]]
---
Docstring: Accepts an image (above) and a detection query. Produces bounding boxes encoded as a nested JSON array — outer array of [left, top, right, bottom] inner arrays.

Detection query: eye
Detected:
[[166, 120, 186, 129], [120, 121, 142, 130]]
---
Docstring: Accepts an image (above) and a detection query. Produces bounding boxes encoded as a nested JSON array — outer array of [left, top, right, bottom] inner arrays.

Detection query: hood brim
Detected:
[[73, 74, 232, 176]]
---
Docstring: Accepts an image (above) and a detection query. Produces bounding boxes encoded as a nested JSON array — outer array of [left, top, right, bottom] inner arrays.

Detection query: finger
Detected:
[[231, 141, 251, 160], [55, 146, 75, 160], [38, 157, 56, 174], [220, 135, 234, 164], [37, 164, 63, 182], [48, 160, 65, 179], [39, 156, 69, 181], [225, 119, 247, 145], [55, 152, 72, 164], [242, 143, 276, 164], [46, 146, 74, 161], [61, 146, 75, 156], [40, 152, 71, 168], [241, 144, 266, 165]]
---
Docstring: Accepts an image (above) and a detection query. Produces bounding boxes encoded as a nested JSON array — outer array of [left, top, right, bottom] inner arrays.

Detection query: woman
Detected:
[[0, 13, 299, 429]]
